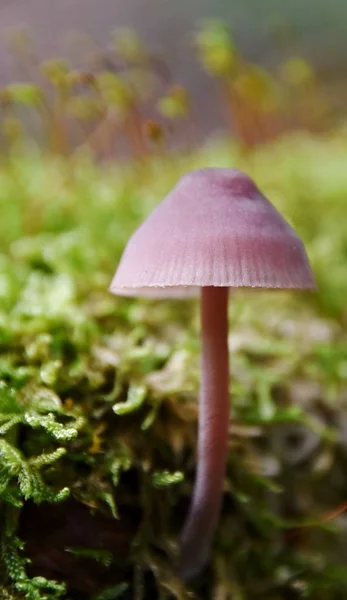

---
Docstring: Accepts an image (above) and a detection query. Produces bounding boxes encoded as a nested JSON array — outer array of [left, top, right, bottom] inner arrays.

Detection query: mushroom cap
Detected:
[[110, 168, 315, 298]]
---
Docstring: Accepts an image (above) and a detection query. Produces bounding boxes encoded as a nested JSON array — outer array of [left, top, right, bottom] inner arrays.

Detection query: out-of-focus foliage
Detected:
[[194, 19, 331, 147], [0, 24, 336, 159], [0, 21, 346, 600]]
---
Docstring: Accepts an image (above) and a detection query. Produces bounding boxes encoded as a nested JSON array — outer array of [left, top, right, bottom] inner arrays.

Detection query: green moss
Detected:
[[0, 134, 347, 598]]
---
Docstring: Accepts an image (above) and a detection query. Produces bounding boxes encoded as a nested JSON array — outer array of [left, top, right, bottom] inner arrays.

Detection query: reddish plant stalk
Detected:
[[180, 286, 230, 580]]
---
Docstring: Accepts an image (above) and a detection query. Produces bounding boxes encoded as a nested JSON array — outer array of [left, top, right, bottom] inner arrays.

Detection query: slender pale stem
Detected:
[[179, 286, 230, 580]]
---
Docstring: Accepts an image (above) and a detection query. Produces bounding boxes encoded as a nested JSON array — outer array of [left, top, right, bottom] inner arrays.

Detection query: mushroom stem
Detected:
[[179, 286, 229, 580]]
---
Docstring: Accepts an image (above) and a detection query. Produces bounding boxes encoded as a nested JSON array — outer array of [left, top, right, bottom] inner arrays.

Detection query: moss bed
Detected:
[[0, 134, 347, 599]]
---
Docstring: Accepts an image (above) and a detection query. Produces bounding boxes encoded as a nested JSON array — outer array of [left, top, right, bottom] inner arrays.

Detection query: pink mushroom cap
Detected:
[[109, 168, 315, 298]]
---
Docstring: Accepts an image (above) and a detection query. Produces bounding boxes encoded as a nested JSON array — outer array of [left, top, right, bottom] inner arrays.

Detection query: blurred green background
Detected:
[[1, 0, 347, 134]]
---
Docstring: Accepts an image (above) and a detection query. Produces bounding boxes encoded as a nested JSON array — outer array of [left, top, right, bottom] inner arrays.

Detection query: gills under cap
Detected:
[[110, 168, 315, 298]]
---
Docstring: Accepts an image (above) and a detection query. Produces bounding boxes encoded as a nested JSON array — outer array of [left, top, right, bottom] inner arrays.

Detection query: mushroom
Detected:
[[109, 168, 315, 580]]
